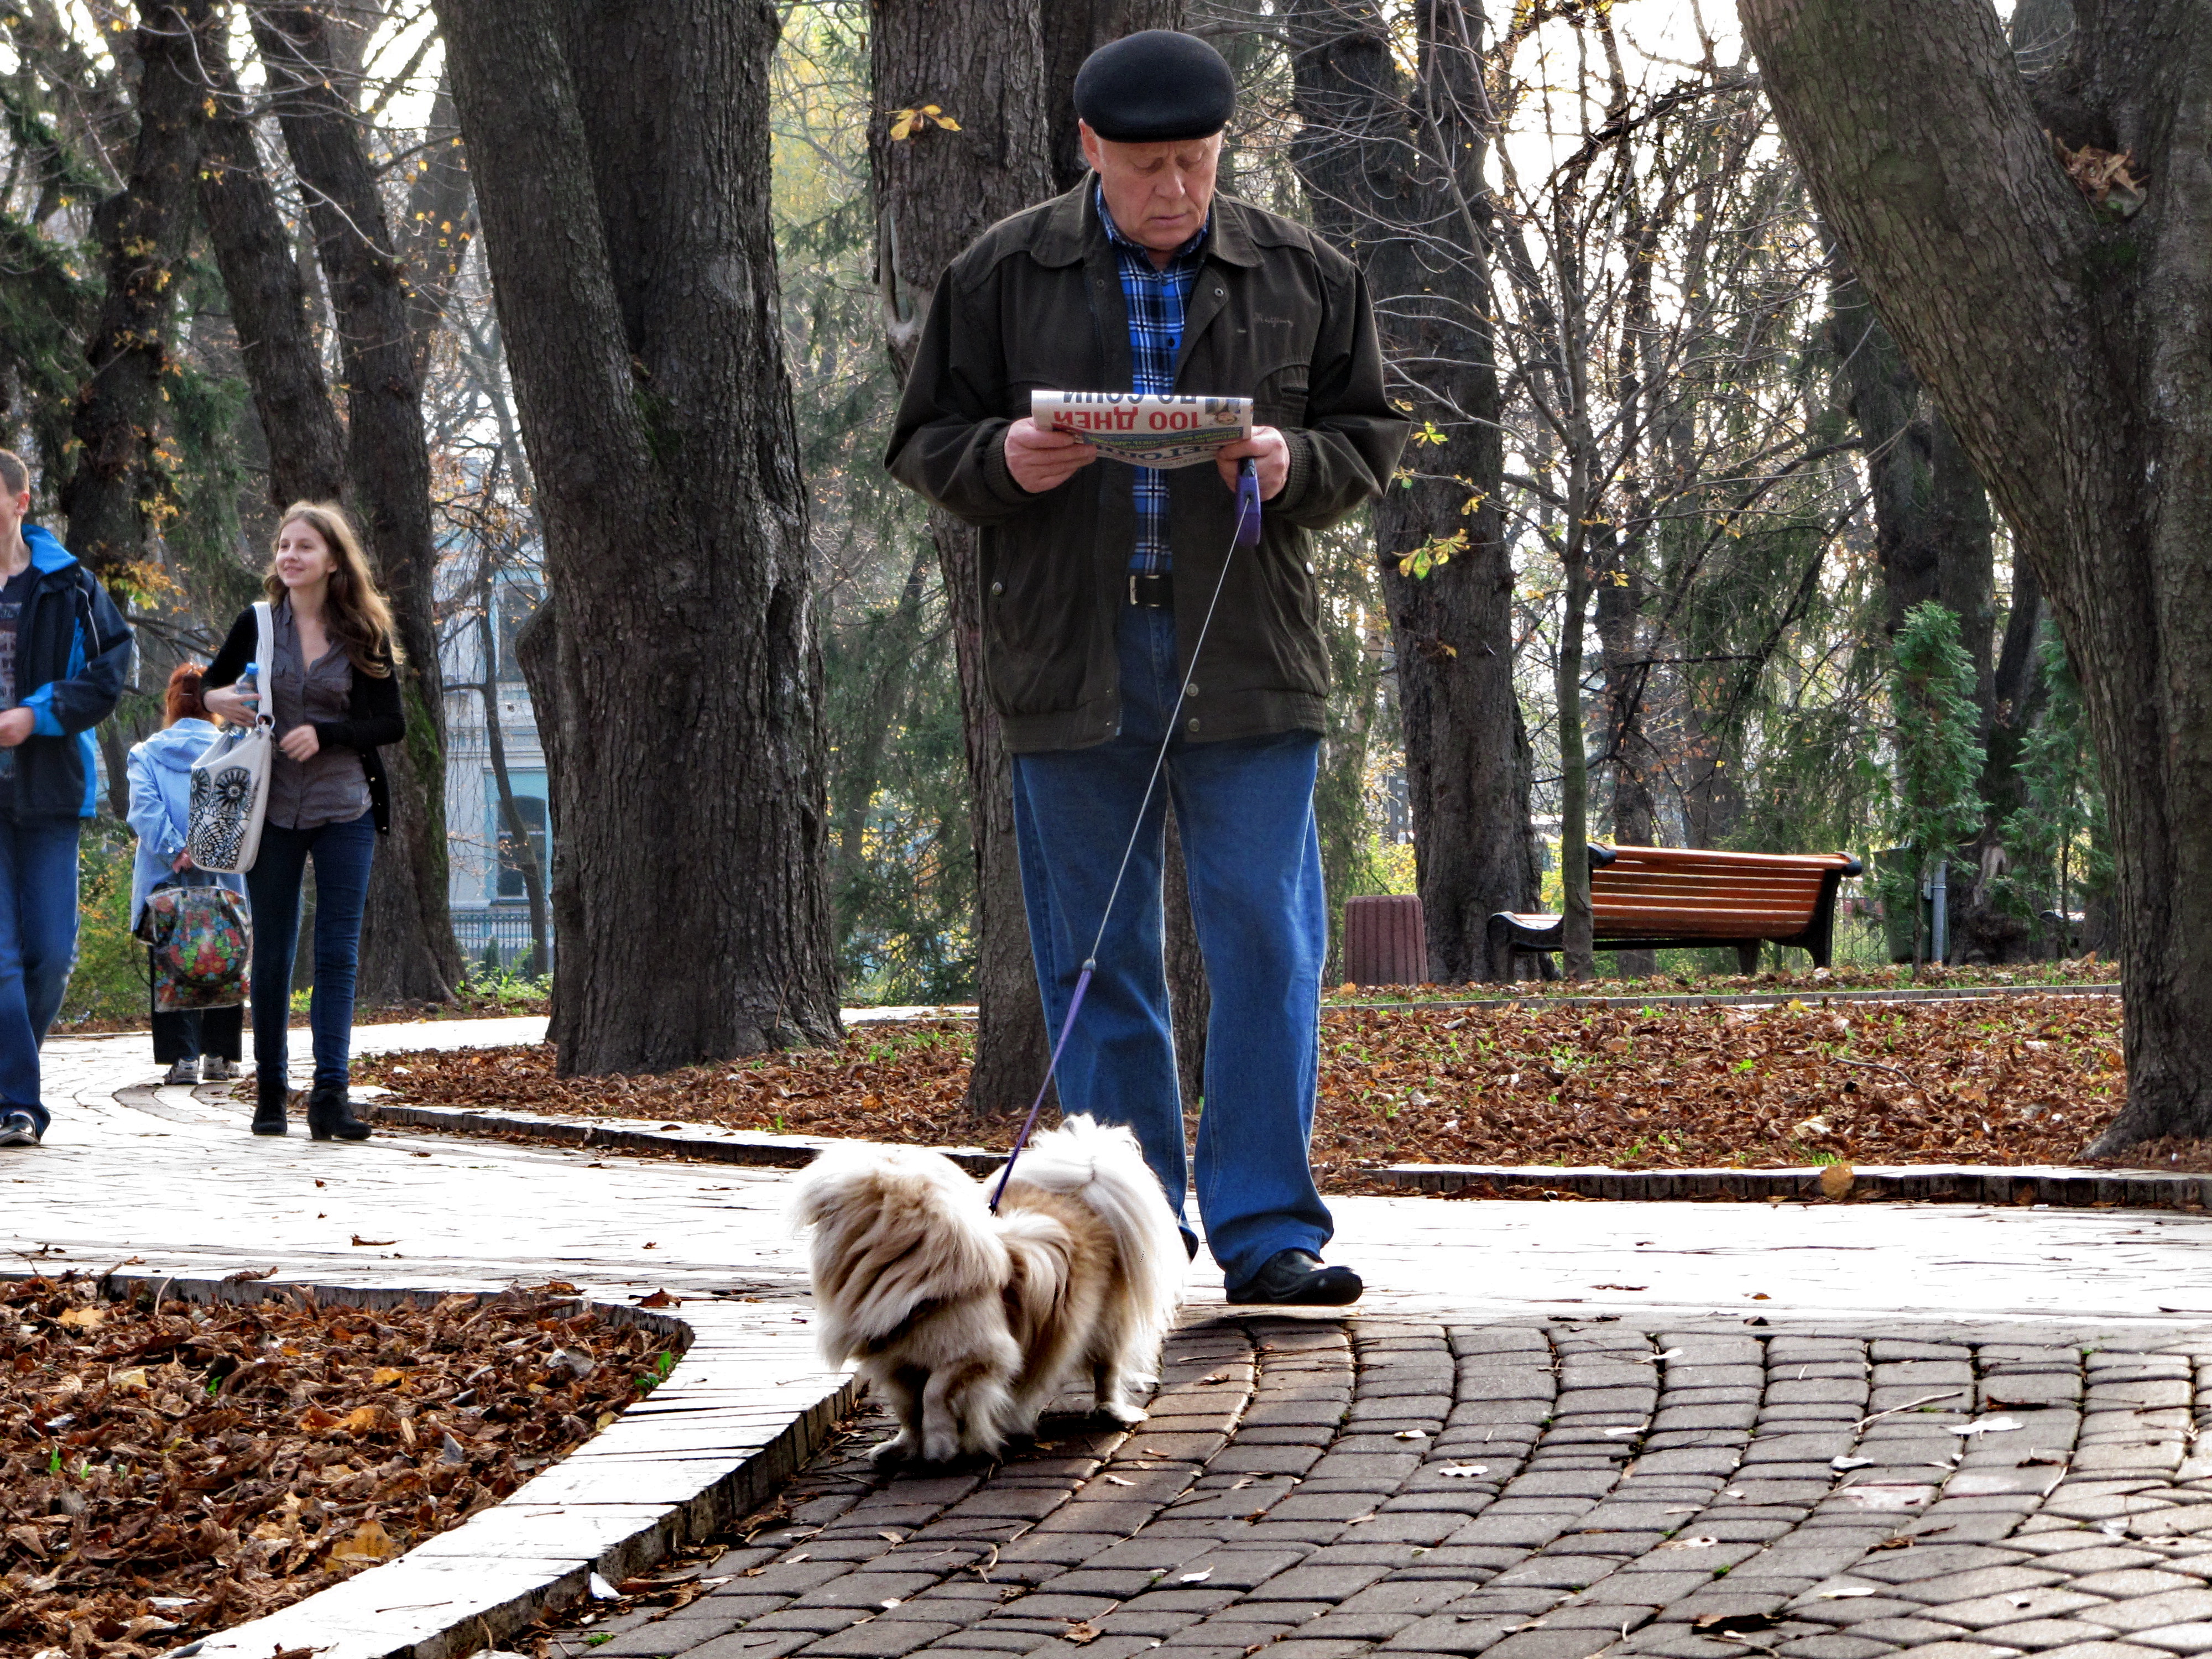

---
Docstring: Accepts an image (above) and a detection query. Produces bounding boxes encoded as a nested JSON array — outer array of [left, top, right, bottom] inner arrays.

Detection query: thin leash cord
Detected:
[[990, 465, 1259, 1211]]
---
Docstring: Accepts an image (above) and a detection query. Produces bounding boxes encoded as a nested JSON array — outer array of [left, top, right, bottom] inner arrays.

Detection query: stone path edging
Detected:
[[1385, 1163, 2211, 1210], [362, 1095, 1004, 1178], [349, 1098, 2198, 1218]]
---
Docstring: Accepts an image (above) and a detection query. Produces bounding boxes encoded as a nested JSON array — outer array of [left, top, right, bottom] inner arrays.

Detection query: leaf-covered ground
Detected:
[[0, 1276, 675, 1659], [353, 993, 2189, 1186]]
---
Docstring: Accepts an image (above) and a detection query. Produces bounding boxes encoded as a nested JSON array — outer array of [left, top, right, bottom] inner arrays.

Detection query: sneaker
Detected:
[[1225, 1248, 1363, 1307], [202, 1057, 238, 1082], [164, 1057, 200, 1086], [0, 1110, 41, 1147]]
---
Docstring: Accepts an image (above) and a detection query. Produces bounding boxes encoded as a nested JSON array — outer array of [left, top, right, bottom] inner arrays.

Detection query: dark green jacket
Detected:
[[885, 180, 1408, 754]]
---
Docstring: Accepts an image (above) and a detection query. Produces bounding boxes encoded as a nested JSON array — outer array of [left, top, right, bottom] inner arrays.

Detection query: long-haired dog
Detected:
[[794, 1115, 1185, 1465]]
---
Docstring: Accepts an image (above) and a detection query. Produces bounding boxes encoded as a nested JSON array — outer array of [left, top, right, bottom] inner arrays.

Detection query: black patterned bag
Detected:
[[186, 601, 276, 874]]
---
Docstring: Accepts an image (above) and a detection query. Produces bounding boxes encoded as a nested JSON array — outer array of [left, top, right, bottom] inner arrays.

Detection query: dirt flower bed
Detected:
[[0, 1275, 676, 1659], [354, 994, 2167, 1188]]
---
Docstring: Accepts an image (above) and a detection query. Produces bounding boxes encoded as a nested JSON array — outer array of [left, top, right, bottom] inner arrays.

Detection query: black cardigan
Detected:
[[204, 606, 405, 834]]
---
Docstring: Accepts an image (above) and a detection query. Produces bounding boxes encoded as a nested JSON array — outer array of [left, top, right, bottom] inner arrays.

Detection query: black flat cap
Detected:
[[1074, 29, 1235, 144]]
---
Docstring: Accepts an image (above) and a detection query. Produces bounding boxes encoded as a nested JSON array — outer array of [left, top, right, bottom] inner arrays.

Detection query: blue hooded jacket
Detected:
[[6, 524, 133, 820], [125, 719, 247, 932]]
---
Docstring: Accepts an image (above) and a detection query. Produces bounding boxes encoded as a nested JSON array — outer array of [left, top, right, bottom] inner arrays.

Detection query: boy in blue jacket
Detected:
[[0, 449, 134, 1145]]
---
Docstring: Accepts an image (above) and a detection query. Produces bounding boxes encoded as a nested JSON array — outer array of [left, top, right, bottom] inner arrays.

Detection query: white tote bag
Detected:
[[186, 602, 277, 874]]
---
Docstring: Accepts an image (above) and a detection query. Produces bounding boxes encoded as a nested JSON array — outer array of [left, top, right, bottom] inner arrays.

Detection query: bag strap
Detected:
[[252, 601, 274, 728]]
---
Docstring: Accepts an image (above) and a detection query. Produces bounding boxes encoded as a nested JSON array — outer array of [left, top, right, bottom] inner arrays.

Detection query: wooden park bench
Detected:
[[1487, 844, 1864, 979]]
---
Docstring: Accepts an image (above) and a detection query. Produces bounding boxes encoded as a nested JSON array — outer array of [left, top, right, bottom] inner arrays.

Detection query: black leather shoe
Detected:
[[306, 1084, 372, 1142], [252, 1077, 289, 1137], [1227, 1249, 1363, 1307]]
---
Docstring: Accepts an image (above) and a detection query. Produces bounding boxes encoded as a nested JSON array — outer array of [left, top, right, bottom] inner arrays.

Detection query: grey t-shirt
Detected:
[[264, 599, 372, 831]]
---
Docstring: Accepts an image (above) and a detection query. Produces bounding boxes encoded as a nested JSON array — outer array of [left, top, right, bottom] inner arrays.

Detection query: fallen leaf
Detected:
[[1819, 1164, 1856, 1200], [327, 1518, 400, 1565], [351, 1235, 397, 1247], [1063, 1621, 1100, 1644], [1180, 1568, 1213, 1583], [1437, 1464, 1490, 1477]]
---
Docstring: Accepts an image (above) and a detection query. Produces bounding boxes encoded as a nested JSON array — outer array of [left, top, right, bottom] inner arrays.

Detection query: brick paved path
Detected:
[[575, 1315, 2212, 1659]]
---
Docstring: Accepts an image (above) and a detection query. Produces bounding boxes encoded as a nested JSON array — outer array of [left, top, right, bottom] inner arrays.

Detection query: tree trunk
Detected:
[[437, 0, 839, 1071], [194, 18, 347, 512], [1594, 540, 1657, 974], [476, 604, 550, 980], [1738, 0, 2212, 1151], [1286, 0, 1530, 984], [252, 4, 460, 1005], [60, 0, 212, 583], [870, 0, 1059, 1113], [1043, 0, 1186, 194]]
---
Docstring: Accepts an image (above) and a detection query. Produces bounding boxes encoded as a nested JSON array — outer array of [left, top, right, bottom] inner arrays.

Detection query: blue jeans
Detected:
[[1010, 605, 1331, 1288], [0, 816, 83, 1134], [246, 811, 375, 1094]]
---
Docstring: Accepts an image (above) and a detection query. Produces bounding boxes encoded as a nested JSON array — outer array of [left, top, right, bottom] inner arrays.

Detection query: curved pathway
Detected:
[[579, 1315, 2212, 1659], [12, 1020, 2212, 1659]]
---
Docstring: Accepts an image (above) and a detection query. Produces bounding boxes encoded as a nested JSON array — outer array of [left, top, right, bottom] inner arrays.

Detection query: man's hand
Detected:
[[1004, 418, 1100, 494], [1215, 426, 1291, 500], [279, 725, 321, 763], [0, 708, 33, 748]]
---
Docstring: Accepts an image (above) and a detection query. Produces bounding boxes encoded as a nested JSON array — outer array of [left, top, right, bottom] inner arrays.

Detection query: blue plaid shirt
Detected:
[[1098, 187, 1208, 574]]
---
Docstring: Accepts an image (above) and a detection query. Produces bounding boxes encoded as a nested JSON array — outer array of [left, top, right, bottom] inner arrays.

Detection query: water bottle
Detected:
[[239, 661, 260, 721]]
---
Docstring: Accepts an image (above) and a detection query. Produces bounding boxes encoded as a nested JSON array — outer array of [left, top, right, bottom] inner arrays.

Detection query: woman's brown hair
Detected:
[[263, 502, 404, 677], [163, 662, 208, 727]]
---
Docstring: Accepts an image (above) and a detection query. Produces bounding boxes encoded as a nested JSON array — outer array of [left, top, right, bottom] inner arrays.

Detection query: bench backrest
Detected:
[[1590, 845, 1856, 941]]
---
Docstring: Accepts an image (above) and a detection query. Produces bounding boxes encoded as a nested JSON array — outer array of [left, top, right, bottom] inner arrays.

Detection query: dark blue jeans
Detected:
[[246, 810, 375, 1094], [1010, 605, 1332, 1288], [0, 815, 82, 1134]]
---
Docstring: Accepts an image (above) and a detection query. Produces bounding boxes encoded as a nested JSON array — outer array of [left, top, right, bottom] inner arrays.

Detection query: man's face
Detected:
[[0, 485, 27, 555], [1080, 123, 1222, 257]]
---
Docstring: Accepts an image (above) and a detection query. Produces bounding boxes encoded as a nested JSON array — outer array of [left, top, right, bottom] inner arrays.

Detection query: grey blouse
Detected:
[[264, 599, 372, 831]]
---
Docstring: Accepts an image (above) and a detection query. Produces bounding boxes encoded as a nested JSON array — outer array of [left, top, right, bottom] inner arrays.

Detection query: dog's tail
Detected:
[[791, 1143, 1008, 1368], [1003, 1114, 1186, 1342]]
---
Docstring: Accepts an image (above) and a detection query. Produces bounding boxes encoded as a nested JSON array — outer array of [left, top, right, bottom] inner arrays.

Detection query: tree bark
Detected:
[[1043, 0, 1186, 194], [251, 4, 460, 1005], [1594, 539, 1657, 974], [870, 0, 1057, 1114], [1738, 0, 2212, 1150], [59, 0, 213, 583], [1286, 0, 1531, 984], [437, 0, 840, 1072], [193, 16, 347, 510], [476, 594, 549, 979]]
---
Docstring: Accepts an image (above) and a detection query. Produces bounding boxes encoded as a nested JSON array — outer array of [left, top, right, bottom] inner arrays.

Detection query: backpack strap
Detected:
[[252, 601, 274, 727]]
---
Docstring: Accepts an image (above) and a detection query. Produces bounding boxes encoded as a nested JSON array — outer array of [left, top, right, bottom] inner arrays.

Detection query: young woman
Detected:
[[204, 503, 403, 1141], [126, 664, 248, 1084]]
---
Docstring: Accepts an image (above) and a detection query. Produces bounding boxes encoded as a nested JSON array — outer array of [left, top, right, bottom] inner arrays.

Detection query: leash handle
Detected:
[[1235, 457, 1262, 546]]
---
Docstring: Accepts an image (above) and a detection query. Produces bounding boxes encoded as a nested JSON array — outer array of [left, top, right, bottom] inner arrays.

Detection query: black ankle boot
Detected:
[[306, 1083, 371, 1142], [252, 1076, 289, 1136]]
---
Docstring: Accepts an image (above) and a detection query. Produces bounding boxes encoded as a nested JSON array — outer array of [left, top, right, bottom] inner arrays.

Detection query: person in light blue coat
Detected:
[[127, 663, 246, 1084]]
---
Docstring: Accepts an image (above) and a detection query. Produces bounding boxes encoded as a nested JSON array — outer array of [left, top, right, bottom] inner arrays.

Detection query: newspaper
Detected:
[[1032, 390, 1252, 468]]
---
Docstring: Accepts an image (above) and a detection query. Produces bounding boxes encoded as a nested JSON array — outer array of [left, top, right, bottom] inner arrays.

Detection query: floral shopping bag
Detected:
[[145, 884, 252, 1013]]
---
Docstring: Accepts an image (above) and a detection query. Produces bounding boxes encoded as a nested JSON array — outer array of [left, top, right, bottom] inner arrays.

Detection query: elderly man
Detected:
[[885, 31, 1406, 1305]]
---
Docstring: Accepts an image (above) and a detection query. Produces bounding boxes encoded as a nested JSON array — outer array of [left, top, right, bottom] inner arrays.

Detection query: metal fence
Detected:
[[452, 908, 552, 972]]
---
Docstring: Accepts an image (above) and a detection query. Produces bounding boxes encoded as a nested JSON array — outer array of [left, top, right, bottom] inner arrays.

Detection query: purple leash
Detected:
[[992, 460, 1263, 1212]]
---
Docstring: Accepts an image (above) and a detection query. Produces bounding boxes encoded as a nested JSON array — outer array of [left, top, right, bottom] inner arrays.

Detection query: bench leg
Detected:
[[1735, 941, 1761, 975]]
